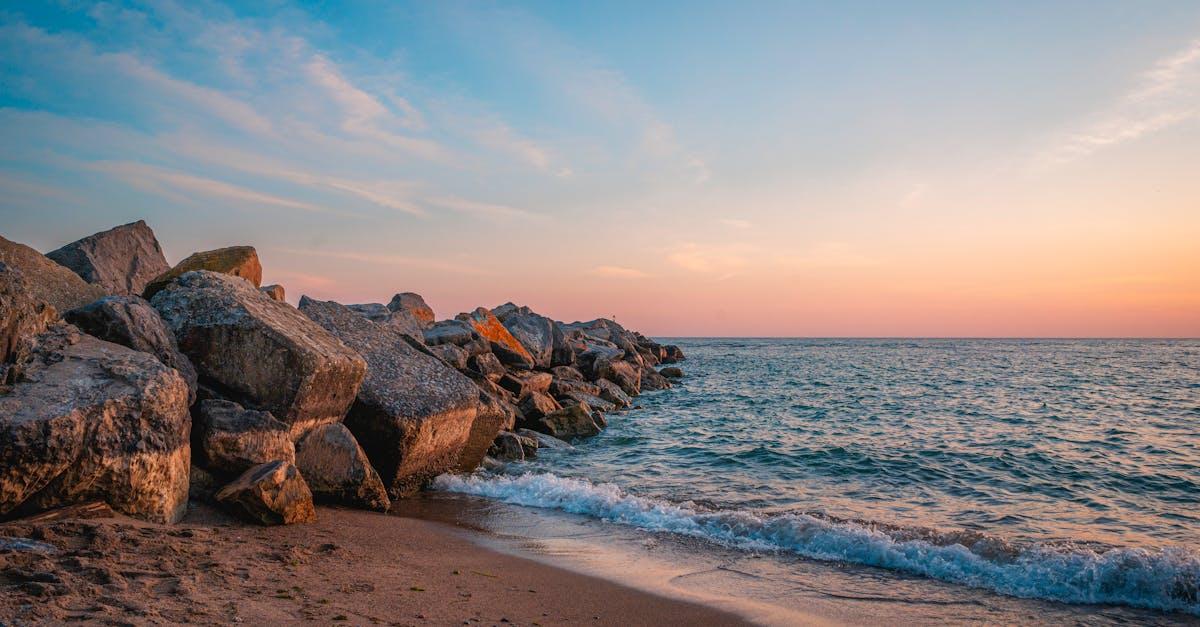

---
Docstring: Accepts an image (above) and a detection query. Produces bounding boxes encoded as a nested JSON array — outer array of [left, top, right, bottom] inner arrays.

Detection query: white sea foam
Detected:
[[434, 472, 1200, 615]]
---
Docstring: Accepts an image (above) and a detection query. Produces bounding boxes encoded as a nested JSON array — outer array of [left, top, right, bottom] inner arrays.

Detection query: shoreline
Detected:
[[0, 502, 749, 626]]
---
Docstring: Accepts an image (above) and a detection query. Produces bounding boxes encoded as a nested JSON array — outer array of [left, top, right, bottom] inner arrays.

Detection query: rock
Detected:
[[596, 379, 633, 408], [550, 377, 601, 398], [214, 460, 315, 525], [641, 367, 673, 391], [295, 423, 390, 512], [387, 293, 435, 327], [662, 344, 686, 363], [555, 389, 617, 413], [0, 324, 190, 524], [532, 403, 603, 440], [152, 271, 366, 437], [63, 295, 198, 404], [298, 297, 483, 497], [660, 366, 684, 379], [516, 428, 573, 451], [489, 432, 527, 461], [0, 235, 106, 313], [428, 343, 468, 370], [143, 246, 262, 299], [346, 303, 390, 322], [491, 303, 572, 368], [45, 221, 170, 297], [598, 359, 641, 396], [518, 390, 561, 422], [456, 307, 535, 368], [349, 303, 426, 343], [576, 343, 624, 378], [193, 399, 295, 476], [0, 263, 56, 383], [498, 371, 552, 398], [423, 319, 489, 355], [456, 386, 514, 472], [550, 365, 584, 381], [467, 352, 506, 380], [260, 284, 285, 301], [189, 465, 218, 502], [563, 318, 641, 357]]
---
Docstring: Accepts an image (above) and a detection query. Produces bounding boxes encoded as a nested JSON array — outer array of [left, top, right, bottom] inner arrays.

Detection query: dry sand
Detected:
[[0, 502, 747, 626]]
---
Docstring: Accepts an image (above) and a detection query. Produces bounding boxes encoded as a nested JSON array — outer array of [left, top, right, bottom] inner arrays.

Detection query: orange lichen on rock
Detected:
[[457, 307, 535, 368]]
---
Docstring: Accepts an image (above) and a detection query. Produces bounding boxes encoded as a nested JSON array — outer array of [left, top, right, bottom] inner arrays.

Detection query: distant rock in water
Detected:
[[152, 271, 366, 438], [46, 220, 170, 297], [215, 460, 315, 526], [298, 297, 488, 497], [0, 235, 105, 313], [659, 366, 684, 379], [64, 295, 198, 404], [142, 245, 262, 299], [0, 324, 191, 524]]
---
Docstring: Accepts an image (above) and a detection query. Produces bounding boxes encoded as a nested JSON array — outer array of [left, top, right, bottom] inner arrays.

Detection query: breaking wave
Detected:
[[434, 472, 1200, 615]]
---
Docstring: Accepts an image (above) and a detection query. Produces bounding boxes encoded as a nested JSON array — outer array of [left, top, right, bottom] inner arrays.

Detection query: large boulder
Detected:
[[423, 319, 489, 355], [151, 271, 366, 437], [298, 297, 485, 497], [193, 399, 295, 476], [387, 292, 435, 327], [456, 386, 514, 472], [214, 460, 315, 525], [598, 359, 642, 396], [428, 342, 468, 369], [531, 403, 603, 440], [498, 371, 552, 398], [518, 391, 561, 422], [0, 263, 56, 384], [260, 284, 285, 302], [491, 303, 572, 368], [456, 307, 535, 368], [347, 303, 425, 342], [0, 324, 191, 524], [63, 295, 198, 404], [295, 423, 390, 512], [466, 352, 506, 380], [596, 378, 633, 408], [0, 235, 105, 313], [143, 246, 262, 299], [641, 367, 673, 392], [45, 220, 170, 297]]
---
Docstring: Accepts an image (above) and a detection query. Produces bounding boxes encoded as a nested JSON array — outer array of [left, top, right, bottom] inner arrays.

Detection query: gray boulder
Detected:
[[387, 292, 435, 327], [298, 297, 485, 497], [518, 390, 562, 422], [660, 366, 684, 379], [428, 342, 469, 369], [45, 220, 170, 297], [491, 303, 573, 368], [498, 371, 553, 398], [151, 271, 366, 438], [489, 431, 537, 461], [424, 319, 490, 355], [598, 359, 642, 396], [215, 460, 315, 525], [142, 245, 262, 299], [0, 235, 105, 314], [295, 423, 390, 512], [0, 324, 191, 524], [0, 263, 56, 384], [467, 352, 506, 380], [64, 295, 198, 404], [260, 284, 286, 301], [457, 385, 517, 472], [193, 399, 295, 476], [456, 307, 535, 368], [531, 402, 604, 440], [596, 378, 633, 408], [517, 428, 573, 451], [348, 302, 425, 342], [641, 367, 673, 391]]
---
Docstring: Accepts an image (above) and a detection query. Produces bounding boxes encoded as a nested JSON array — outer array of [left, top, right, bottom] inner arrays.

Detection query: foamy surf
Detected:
[[434, 471, 1200, 616]]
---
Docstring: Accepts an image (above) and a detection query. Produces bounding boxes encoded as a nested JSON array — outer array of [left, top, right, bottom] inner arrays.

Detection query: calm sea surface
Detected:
[[439, 339, 1200, 615]]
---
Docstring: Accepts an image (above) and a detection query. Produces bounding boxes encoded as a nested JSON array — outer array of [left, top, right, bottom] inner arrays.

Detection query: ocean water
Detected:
[[436, 339, 1200, 616]]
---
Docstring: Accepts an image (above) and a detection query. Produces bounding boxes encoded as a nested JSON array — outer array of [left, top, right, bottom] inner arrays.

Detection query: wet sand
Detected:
[[0, 502, 747, 626]]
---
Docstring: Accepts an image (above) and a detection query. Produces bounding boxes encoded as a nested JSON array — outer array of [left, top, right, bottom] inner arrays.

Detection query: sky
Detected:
[[1, 1, 1198, 337]]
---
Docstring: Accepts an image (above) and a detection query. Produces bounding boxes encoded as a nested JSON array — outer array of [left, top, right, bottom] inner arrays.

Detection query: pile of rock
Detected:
[[0, 220, 684, 527]]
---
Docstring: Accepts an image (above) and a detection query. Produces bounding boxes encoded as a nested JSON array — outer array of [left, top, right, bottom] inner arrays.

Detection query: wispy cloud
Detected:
[[590, 265, 651, 279], [1039, 37, 1200, 166], [427, 196, 539, 220], [667, 242, 756, 277], [91, 161, 340, 214], [274, 247, 491, 275]]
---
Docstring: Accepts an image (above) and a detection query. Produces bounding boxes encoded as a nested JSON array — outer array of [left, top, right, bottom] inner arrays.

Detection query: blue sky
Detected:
[[2, 1, 1198, 335]]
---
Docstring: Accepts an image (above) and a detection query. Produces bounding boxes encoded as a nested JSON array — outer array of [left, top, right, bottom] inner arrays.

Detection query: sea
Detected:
[[434, 339, 1200, 621]]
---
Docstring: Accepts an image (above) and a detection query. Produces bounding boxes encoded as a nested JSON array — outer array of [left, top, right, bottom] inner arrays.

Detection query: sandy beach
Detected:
[[0, 503, 747, 626]]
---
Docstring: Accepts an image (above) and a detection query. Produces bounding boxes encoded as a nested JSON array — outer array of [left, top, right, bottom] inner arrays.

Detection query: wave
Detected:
[[433, 472, 1200, 616]]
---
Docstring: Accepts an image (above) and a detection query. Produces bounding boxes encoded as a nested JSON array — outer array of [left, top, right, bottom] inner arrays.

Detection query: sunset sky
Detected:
[[2, 1, 1198, 337]]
